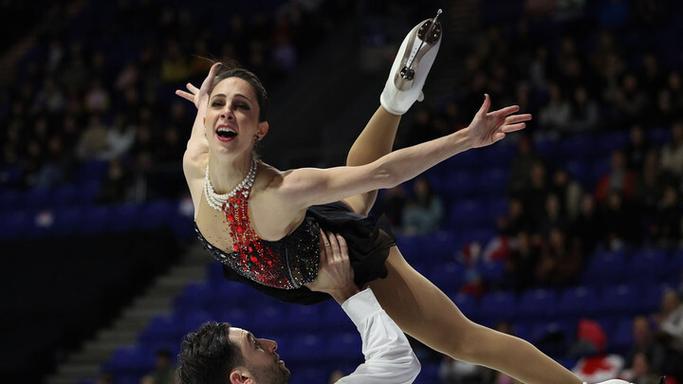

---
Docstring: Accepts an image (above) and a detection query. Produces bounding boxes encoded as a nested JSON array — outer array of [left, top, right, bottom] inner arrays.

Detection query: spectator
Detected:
[[550, 169, 582, 219], [595, 150, 637, 203], [568, 86, 599, 132], [536, 227, 581, 287], [402, 177, 443, 235], [142, 349, 174, 384], [625, 316, 665, 373], [509, 135, 540, 194], [661, 122, 683, 178], [625, 125, 650, 171], [97, 160, 129, 204], [521, 161, 549, 230], [539, 194, 567, 232], [506, 231, 540, 291], [439, 354, 487, 384], [658, 290, 683, 350], [77, 116, 110, 161], [539, 83, 571, 133], [572, 193, 602, 253], [378, 185, 407, 228], [653, 185, 682, 248], [621, 352, 661, 384], [571, 319, 625, 383]]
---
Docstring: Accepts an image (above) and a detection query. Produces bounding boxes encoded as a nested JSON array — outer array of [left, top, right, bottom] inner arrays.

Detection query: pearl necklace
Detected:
[[204, 159, 258, 211]]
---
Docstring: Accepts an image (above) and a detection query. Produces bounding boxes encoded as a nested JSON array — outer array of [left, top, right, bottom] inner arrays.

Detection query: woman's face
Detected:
[[204, 77, 268, 157]]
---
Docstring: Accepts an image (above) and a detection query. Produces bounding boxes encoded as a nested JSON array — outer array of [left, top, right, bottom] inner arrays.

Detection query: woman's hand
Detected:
[[466, 94, 532, 148], [175, 62, 222, 109], [305, 230, 359, 303]]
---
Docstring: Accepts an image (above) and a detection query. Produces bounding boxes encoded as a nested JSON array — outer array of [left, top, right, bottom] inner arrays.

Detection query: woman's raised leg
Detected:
[[343, 15, 443, 216], [368, 248, 582, 384]]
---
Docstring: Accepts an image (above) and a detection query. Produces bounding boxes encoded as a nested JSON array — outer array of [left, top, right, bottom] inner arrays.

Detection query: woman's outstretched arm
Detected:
[[176, 62, 221, 209], [278, 94, 530, 209], [177, 62, 221, 162]]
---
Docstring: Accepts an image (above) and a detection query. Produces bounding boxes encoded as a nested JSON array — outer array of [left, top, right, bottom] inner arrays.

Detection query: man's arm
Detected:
[[337, 289, 420, 384], [306, 232, 420, 384]]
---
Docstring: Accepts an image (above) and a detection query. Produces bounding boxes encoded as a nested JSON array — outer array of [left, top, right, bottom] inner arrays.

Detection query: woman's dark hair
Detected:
[[177, 322, 243, 384], [213, 65, 269, 122]]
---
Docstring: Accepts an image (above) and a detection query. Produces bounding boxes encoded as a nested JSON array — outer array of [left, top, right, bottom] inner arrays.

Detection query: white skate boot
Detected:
[[380, 9, 443, 115]]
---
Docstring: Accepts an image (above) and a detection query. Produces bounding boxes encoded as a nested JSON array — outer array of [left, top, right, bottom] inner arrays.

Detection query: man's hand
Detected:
[[305, 230, 359, 304]]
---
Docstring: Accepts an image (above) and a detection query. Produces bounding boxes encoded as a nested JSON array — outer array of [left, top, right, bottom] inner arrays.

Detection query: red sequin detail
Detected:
[[224, 189, 281, 287]]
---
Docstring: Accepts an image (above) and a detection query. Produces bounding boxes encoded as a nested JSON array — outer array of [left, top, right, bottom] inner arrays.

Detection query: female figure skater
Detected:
[[176, 14, 627, 384]]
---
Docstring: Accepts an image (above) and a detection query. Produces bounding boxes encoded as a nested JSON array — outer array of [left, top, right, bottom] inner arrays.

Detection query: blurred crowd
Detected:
[[0, 0, 350, 201]]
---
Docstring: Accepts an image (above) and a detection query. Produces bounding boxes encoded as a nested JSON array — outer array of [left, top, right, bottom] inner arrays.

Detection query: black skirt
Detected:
[[221, 202, 396, 305]]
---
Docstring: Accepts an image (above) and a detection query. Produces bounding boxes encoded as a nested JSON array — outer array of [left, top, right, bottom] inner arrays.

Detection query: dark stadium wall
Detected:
[[0, 230, 181, 382]]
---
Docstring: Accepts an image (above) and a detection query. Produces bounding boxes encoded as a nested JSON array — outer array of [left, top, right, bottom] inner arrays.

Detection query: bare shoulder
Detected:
[[250, 162, 306, 239]]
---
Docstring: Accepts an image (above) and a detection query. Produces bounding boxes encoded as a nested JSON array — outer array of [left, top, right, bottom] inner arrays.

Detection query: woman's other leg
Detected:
[[368, 248, 582, 384]]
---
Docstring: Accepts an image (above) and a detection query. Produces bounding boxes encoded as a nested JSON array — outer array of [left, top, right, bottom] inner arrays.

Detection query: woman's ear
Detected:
[[257, 121, 270, 139]]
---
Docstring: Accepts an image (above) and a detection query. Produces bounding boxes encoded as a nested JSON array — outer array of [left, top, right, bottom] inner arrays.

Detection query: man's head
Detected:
[[177, 322, 290, 384]]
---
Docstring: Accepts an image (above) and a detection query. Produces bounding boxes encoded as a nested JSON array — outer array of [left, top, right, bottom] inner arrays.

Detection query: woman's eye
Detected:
[[235, 103, 250, 110], [211, 101, 224, 107]]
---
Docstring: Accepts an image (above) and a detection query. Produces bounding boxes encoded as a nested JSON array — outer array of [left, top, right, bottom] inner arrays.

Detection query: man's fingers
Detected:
[[319, 229, 330, 264], [327, 231, 341, 261], [336, 235, 348, 259]]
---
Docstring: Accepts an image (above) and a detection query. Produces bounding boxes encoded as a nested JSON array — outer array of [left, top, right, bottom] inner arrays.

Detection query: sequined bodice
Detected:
[[195, 216, 321, 290]]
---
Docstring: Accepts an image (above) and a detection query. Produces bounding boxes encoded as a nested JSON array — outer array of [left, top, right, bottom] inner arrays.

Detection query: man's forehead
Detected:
[[228, 327, 249, 343]]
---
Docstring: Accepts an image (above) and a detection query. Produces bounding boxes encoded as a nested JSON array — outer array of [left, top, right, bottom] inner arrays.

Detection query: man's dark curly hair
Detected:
[[177, 321, 244, 384]]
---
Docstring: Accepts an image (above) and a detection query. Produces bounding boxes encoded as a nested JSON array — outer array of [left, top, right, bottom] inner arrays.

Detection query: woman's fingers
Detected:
[[175, 90, 194, 102], [186, 83, 199, 94], [501, 122, 527, 133], [488, 105, 520, 118], [505, 113, 532, 124], [476, 94, 491, 116]]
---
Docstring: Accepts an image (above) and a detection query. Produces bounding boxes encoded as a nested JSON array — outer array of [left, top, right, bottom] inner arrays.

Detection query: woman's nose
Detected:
[[220, 107, 235, 120]]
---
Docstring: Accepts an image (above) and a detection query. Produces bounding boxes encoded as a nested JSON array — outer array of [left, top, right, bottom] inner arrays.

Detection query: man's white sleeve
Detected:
[[336, 289, 421, 384]]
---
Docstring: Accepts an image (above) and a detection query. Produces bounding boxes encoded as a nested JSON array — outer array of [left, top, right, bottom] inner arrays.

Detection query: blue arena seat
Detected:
[[557, 286, 600, 318], [286, 304, 323, 332], [626, 248, 668, 282], [517, 289, 558, 320], [175, 283, 213, 312], [429, 262, 466, 293], [251, 305, 287, 335], [479, 291, 517, 322], [600, 284, 637, 315], [326, 332, 362, 360], [582, 249, 627, 286], [139, 315, 183, 345]]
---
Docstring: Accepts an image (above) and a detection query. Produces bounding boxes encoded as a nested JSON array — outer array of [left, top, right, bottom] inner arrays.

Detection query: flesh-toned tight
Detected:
[[368, 249, 581, 384]]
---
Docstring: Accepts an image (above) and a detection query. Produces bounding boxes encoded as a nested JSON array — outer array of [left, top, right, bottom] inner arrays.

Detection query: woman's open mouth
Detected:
[[216, 126, 238, 142]]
